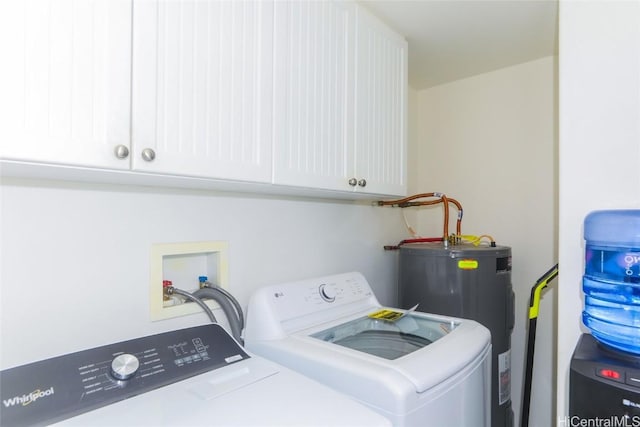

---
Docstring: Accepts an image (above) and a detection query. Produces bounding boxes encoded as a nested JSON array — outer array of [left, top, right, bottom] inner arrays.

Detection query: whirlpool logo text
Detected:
[[3, 387, 54, 408]]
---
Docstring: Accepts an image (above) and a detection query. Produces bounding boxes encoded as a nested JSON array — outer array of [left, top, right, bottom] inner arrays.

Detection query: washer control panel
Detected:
[[0, 324, 249, 427], [252, 272, 380, 327]]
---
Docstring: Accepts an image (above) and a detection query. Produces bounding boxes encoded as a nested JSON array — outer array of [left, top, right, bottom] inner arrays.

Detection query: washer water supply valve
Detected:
[[162, 281, 219, 324], [162, 280, 173, 301]]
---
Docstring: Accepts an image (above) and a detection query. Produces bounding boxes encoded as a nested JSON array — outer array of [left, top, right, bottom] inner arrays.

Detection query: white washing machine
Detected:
[[244, 272, 492, 427], [0, 323, 391, 427]]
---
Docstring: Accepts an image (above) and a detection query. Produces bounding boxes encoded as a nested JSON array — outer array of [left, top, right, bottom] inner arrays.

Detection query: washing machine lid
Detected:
[[311, 311, 458, 360]]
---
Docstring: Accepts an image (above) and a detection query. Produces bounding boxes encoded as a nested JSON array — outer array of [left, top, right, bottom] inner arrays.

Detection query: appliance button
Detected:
[[626, 373, 640, 388], [595, 366, 624, 383]]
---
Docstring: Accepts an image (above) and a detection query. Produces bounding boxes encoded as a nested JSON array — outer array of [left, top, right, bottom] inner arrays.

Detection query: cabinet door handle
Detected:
[[141, 148, 156, 162], [114, 145, 130, 160], [357, 179, 367, 187], [348, 178, 358, 187]]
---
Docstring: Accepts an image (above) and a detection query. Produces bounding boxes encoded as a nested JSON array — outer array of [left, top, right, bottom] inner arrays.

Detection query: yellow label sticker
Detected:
[[368, 309, 404, 322], [458, 259, 479, 270]]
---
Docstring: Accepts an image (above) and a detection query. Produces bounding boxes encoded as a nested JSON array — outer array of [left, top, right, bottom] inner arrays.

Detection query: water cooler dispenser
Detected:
[[398, 243, 514, 427], [570, 210, 640, 420]]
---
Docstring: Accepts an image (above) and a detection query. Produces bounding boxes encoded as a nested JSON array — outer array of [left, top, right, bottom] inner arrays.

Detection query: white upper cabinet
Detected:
[[0, 0, 132, 169], [354, 6, 408, 196], [272, 1, 355, 191], [0, 0, 406, 198], [272, 2, 407, 196], [131, 1, 273, 183]]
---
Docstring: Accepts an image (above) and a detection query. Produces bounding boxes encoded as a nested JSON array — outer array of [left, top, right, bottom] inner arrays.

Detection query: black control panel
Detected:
[[0, 324, 249, 427]]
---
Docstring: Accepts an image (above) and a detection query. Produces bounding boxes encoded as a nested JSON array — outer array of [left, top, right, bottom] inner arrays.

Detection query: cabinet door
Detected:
[[272, 1, 356, 191], [132, 0, 273, 183], [0, 0, 132, 169], [354, 6, 408, 196]]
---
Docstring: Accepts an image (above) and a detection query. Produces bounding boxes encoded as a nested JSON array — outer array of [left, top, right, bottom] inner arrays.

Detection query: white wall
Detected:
[[558, 0, 640, 421], [0, 179, 408, 368], [411, 56, 558, 427]]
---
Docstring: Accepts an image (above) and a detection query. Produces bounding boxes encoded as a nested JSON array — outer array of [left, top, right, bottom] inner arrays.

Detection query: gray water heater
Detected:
[[398, 243, 514, 427]]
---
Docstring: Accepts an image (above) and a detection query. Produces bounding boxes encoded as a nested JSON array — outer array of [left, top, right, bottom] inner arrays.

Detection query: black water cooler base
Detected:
[[570, 334, 640, 422]]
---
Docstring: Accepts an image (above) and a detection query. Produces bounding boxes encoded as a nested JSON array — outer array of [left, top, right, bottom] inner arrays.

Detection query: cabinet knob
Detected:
[[348, 178, 357, 187], [141, 148, 156, 162], [358, 179, 367, 187], [114, 145, 130, 160]]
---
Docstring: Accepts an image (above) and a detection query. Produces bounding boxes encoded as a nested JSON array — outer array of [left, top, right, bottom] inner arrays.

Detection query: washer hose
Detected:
[[193, 287, 243, 345], [201, 281, 245, 331], [167, 287, 217, 324]]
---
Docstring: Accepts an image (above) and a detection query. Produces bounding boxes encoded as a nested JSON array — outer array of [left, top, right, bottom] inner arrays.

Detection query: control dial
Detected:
[[319, 284, 336, 303], [110, 353, 139, 381]]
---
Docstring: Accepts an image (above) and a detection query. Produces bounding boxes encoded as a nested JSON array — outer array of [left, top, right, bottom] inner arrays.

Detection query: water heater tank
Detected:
[[398, 243, 514, 427]]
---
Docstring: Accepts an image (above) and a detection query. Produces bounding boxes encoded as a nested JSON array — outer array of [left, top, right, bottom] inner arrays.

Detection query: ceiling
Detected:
[[360, 0, 559, 90]]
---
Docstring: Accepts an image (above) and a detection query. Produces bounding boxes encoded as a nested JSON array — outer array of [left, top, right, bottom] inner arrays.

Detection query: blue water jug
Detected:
[[582, 209, 640, 354]]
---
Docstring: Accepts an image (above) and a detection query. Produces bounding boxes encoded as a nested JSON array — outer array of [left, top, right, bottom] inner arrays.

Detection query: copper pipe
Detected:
[[378, 193, 464, 237], [377, 192, 442, 206], [441, 194, 449, 240], [398, 198, 463, 235], [383, 237, 443, 251]]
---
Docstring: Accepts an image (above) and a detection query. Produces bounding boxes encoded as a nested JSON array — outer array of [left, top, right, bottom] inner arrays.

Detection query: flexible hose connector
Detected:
[[198, 277, 245, 333], [202, 282, 244, 330], [166, 287, 217, 324], [456, 234, 496, 247], [193, 287, 243, 345]]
